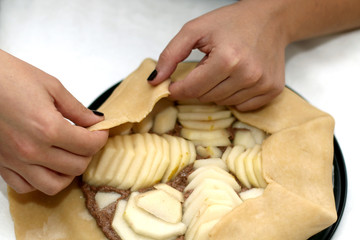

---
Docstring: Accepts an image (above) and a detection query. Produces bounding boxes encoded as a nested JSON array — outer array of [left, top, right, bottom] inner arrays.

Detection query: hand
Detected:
[[0, 50, 108, 195], [149, 0, 287, 111]]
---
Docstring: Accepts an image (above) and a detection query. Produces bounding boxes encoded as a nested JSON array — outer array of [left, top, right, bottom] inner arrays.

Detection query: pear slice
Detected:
[[193, 158, 228, 171], [244, 145, 261, 188], [135, 190, 182, 224], [239, 188, 265, 201], [190, 136, 231, 147], [179, 117, 235, 131], [92, 138, 117, 185], [188, 140, 196, 165], [109, 122, 133, 136], [234, 148, 252, 189], [225, 145, 245, 173], [186, 204, 232, 240], [233, 130, 256, 149], [181, 128, 230, 141], [104, 136, 126, 185], [152, 105, 178, 134], [196, 146, 223, 159], [123, 192, 187, 239], [162, 134, 183, 182], [131, 133, 157, 190], [177, 104, 226, 113], [154, 183, 184, 202], [83, 148, 103, 184], [144, 134, 164, 186], [193, 219, 219, 240], [253, 152, 267, 188], [182, 189, 237, 226], [95, 191, 122, 210], [221, 146, 232, 162], [232, 121, 267, 144], [121, 134, 147, 190], [112, 200, 153, 240], [133, 114, 154, 133], [173, 137, 192, 177], [152, 137, 170, 184], [178, 110, 232, 121]]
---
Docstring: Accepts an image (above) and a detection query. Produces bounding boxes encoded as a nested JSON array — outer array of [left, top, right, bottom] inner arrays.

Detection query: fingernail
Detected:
[[92, 110, 104, 116], [147, 69, 157, 81]]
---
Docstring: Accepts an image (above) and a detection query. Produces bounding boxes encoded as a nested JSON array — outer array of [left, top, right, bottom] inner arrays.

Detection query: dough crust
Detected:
[[8, 59, 337, 240]]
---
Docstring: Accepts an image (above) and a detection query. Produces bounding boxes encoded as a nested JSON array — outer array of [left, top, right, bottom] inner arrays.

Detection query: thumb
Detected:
[[49, 80, 104, 127], [148, 26, 201, 85]]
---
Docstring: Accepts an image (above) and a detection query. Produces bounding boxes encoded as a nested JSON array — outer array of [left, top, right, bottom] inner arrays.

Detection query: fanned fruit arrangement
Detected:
[[81, 98, 269, 240]]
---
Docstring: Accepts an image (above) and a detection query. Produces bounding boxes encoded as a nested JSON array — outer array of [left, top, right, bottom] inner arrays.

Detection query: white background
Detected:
[[0, 0, 359, 239]]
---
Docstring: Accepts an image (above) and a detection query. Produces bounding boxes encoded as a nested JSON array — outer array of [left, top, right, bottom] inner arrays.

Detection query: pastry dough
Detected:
[[8, 59, 337, 240]]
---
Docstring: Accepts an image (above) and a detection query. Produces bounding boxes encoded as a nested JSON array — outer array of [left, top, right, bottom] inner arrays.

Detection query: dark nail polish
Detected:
[[92, 110, 104, 116], [147, 69, 157, 81]]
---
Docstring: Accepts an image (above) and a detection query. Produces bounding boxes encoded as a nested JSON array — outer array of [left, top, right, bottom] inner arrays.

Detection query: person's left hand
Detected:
[[148, 0, 288, 111]]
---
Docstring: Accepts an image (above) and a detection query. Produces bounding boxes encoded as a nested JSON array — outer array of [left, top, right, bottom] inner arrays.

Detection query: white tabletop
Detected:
[[0, 0, 359, 239]]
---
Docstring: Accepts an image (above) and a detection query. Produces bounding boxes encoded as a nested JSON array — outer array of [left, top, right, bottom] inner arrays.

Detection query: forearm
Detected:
[[269, 0, 360, 43]]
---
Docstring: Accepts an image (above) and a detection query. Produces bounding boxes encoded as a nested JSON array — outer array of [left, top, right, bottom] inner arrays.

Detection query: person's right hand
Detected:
[[0, 50, 108, 195]]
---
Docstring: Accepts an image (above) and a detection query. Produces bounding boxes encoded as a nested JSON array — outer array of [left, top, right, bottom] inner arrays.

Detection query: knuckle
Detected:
[[43, 177, 72, 196], [73, 158, 91, 176], [13, 138, 39, 164]]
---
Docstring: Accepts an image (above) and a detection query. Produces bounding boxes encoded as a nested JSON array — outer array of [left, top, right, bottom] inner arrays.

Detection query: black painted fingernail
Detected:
[[147, 69, 157, 81], [92, 110, 104, 116]]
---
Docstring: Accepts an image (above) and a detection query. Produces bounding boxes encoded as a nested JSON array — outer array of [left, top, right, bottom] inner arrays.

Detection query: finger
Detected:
[[46, 79, 104, 127], [149, 24, 201, 85], [0, 166, 35, 194], [53, 118, 108, 156], [20, 164, 74, 195], [169, 49, 233, 100]]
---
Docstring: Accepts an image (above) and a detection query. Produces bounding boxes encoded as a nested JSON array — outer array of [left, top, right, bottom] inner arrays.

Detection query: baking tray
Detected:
[[88, 82, 348, 240]]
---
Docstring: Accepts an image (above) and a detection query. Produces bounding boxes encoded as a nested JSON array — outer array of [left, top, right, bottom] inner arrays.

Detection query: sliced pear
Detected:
[[83, 148, 103, 184], [193, 158, 228, 171], [177, 104, 226, 113], [253, 152, 267, 188], [104, 136, 126, 185], [152, 105, 178, 134], [239, 188, 265, 201], [234, 148, 252, 188], [179, 117, 235, 131], [95, 191, 122, 210], [121, 134, 147, 190], [196, 146, 223, 159], [135, 190, 182, 224], [93, 138, 117, 185], [131, 133, 156, 190], [193, 219, 219, 240], [225, 145, 245, 173], [221, 146, 232, 162], [162, 134, 183, 182], [144, 134, 164, 186], [123, 192, 187, 239], [152, 137, 170, 184], [132, 114, 154, 133], [188, 140, 196, 165], [112, 200, 153, 240], [178, 110, 232, 121], [154, 183, 184, 202], [173, 137, 192, 177], [232, 121, 267, 144], [109, 122, 133, 136], [190, 136, 231, 147], [186, 204, 232, 240], [110, 135, 134, 188], [244, 145, 261, 188], [181, 128, 230, 141], [233, 130, 256, 149]]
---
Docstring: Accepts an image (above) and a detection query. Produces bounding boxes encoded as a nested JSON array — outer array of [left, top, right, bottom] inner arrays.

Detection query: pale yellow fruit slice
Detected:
[[181, 128, 230, 141], [112, 200, 153, 240], [152, 105, 178, 134], [179, 117, 235, 131], [109, 122, 133, 136], [233, 130, 256, 149], [95, 192, 122, 210], [135, 190, 182, 224], [177, 104, 226, 113], [104, 135, 125, 185], [154, 183, 184, 203], [92, 139, 117, 185], [190, 136, 231, 147], [193, 158, 228, 172], [123, 192, 187, 239], [152, 137, 170, 184], [239, 188, 264, 201], [131, 133, 156, 190], [196, 146, 223, 159], [221, 146, 232, 162], [82, 148, 103, 183], [178, 111, 232, 121], [186, 204, 232, 240], [244, 145, 261, 188], [253, 152, 268, 188], [225, 145, 245, 173], [234, 148, 252, 188], [232, 121, 267, 144], [143, 134, 164, 186], [162, 134, 183, 182], [173, 137, 192, 177], [193, 219, 219, 240], [132, 114, 154, 133]]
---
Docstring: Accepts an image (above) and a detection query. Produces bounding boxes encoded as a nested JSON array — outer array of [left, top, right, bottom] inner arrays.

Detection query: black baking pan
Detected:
[[88, 82, 347, 240]]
